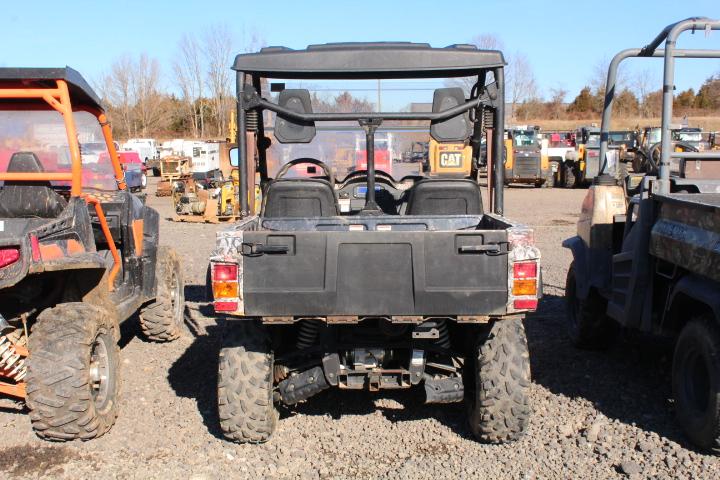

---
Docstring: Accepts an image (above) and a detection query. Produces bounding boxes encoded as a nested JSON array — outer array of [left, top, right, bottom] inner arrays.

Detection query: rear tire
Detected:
[[218, 321, 277, 443], [672, 316, 720, 453], [467, 318, 531, 443], [563, 164, 576, 189], [140, 246, 185, 342], [565, 263, 617, 349], [152, 167, 160, 177], [632, 154, 646, 174], [616, 161, 628, 184], [544, 168, 556, 188], [26, 303, 120, 441]]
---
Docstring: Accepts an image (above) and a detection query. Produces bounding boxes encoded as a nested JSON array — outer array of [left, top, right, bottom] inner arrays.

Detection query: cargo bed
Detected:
[[650, 193, 720, 283], [213, 213, 531, 318]]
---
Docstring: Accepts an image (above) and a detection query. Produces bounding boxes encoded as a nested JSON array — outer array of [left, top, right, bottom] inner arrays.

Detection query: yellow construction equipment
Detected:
[[172, 176, 240, 223], [426, 139, 473, 177]]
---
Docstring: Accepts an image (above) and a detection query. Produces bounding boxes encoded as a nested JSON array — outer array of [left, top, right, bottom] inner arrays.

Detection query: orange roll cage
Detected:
[[0, 79, 125, 291]]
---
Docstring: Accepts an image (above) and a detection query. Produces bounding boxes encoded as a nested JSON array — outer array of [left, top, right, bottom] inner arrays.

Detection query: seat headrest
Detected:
[[430, 88, 471, 143], [7, 152, 44, 173]]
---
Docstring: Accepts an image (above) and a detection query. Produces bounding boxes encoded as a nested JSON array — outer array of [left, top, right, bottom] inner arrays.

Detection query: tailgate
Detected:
[[240, 230, 508, 316]]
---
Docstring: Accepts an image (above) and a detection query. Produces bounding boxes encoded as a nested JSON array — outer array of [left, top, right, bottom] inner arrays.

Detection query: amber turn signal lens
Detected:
[[212, 281, 237, 299], [512, 279, 537, 296]]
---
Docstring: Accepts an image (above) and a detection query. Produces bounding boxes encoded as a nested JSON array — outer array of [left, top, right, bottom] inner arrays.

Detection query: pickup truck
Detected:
[[209, 42, 541, 445]]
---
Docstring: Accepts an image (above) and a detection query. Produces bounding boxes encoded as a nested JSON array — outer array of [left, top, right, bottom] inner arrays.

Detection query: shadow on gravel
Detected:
[[527, 292, 694, 449], [278, 387, 474, 440], [167, 322, 223, 439]]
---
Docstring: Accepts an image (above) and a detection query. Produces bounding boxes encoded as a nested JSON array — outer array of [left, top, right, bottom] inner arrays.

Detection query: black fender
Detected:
[[666, 274, 720, 325], [562, 236, 590, 299]]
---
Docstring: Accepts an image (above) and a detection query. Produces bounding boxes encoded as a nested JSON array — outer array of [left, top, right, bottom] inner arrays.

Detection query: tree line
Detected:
[[96, 25, 259, 141], [96, 30, 720, 140], [516, 74, 720, 122]]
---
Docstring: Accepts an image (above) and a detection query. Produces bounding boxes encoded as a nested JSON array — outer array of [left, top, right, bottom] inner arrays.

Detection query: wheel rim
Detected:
[[681, 350, 711, 414], [89, 330, 115, 412], [170, 270, 183, 325]]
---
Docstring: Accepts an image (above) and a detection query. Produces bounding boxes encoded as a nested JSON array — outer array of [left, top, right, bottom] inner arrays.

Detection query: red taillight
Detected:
[[214, 301, 238, 312], [514, 299, 538, 310], [213, 263, 237, 282], [0, 247, 20, 269], [513, 262, 537, 279]]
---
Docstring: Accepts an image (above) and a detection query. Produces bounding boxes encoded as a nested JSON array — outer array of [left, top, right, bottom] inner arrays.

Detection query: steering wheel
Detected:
[[275, 158, 334, 186], [648, 141, 698, 174], [342, 169, 396, 185]]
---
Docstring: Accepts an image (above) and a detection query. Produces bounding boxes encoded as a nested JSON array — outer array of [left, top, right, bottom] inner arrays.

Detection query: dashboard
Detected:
[[335, 173, 419, 215]]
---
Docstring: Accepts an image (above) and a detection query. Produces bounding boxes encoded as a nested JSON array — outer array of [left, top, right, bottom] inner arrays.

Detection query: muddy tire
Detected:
[[563, 164, 576, 188], [26, 303, 120, 441], [672, 316, 720, 453], [218, 321, 277, 443], [140, 246, 185, 342], [467, 318, 531, 443], [565, 263, 617, 349]]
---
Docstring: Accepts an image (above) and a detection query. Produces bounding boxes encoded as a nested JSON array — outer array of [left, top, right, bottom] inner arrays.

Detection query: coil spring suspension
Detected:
[[245, 111, 259, 132], [482, 108, 495, 140], [296, 320, 322, 350], [0, 335, 27, 382], [435, 320, 451, 349]]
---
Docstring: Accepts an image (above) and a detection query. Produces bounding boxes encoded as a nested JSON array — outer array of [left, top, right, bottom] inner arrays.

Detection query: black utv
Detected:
[[0, 68, 184, 440], [209, 43, 541, 443]]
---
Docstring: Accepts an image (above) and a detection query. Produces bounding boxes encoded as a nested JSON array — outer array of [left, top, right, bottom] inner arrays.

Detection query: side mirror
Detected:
[[229, 148, 238, 167], [274, 89, 316, 144]]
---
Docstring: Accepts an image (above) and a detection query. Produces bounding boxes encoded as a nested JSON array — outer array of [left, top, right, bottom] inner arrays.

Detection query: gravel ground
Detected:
[[1, 178, 718, 479]]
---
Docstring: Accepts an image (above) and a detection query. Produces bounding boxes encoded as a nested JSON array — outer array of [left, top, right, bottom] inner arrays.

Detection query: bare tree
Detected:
[[131, 54, 166, 136], [547, 87, 568, 119], [589, 56, 630, 100], [470, 34, 504, 51], [98, 55, 134, 137], [174, 33, 205, 137], [507, 52, 537, 120], [447, 34, 505, 94], [633, 69, 658, 118], [204, 24, 234, 138]]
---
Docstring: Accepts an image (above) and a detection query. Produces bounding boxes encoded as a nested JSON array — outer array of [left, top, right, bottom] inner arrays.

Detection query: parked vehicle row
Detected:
[[1, 17, 718, 459]]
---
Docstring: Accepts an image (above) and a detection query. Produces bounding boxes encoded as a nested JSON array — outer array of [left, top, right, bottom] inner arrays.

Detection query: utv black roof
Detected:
[[232, 42, 506, 79], [0, 67, 103, 110]]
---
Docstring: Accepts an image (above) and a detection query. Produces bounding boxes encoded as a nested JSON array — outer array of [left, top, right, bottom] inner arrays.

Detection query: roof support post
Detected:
[[236, 72, 249, 216], [492, 67, 505, 215]]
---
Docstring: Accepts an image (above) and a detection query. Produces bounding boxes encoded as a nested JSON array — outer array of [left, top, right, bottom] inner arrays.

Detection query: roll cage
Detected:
[[232, 42, 508, 216], [598, 17, 720, 193], [0, 67, 126, 290]]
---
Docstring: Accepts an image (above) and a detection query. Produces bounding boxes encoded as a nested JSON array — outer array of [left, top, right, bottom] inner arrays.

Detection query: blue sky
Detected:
[[1, 0, 719, 103]]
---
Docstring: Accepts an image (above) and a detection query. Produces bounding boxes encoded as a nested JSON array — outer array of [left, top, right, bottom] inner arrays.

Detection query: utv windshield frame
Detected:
[[0, 67, 126, 197], [232, 43, 508, 216]]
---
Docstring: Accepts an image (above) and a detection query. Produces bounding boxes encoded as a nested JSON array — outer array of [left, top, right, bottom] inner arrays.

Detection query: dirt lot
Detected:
[[1, 178, 719, 479]]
